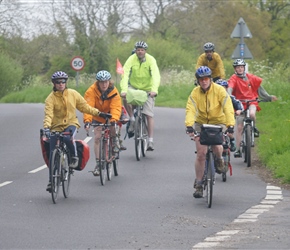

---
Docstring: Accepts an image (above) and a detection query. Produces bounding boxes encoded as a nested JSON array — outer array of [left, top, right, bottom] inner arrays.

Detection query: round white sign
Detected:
[[71, 56, 85, 71]]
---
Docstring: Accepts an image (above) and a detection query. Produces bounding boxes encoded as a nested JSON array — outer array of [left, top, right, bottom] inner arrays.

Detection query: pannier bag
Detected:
[[75, 140, 90, 171], [40, 135, 50, 166], [40, 135, 90, 171], [200, 124, 223, 145], [126, 88, 147, 106]]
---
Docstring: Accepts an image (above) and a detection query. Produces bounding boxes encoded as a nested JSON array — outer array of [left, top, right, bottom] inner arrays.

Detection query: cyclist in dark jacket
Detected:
[[216, 79, 243, 152]]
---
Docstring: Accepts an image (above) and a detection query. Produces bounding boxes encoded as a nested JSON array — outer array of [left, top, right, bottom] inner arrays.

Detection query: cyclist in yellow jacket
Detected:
[[185, 66, 235, 198], [120, 41, 161, 151], [43, 71, 105, 192], [196, 42, 225, 82], [84, 70, 122, 176]]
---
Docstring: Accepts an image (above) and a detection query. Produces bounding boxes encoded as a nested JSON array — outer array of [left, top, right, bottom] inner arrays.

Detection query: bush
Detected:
[[0, 53, 24, 98]]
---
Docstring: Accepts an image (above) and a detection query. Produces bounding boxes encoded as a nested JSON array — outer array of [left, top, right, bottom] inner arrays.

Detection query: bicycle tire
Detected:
[[206, 152, 214, 208], [106, 138, 113, 181], [99, 138, 106, 186], [134, 115, 141, 161], [222, 151, 229, 182], [62, 152, 71, 198], [243, 128, 247, 163], [141, 114, 148, 157], [245, 125, 252, 167], [113, 158, 118, 176], [50, 149, 61, 204]]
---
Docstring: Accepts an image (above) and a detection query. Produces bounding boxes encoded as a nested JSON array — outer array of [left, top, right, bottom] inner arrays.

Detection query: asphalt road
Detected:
[[0, 104, 289, 249]]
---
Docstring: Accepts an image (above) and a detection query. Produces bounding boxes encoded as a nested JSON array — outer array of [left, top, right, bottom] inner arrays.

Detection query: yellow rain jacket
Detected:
[[185, 83, 235, 127], [83, 83, 122, 123], [43, 88, 100, 131], [196, 52, 225, 80]]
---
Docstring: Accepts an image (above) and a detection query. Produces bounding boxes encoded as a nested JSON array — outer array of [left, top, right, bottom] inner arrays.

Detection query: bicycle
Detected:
[[192, 125, 230, 208], [41, 129, 74, 204], [237, 99, 261, 167], [134, 105, 149, 161], [89, 113, 118, 185]]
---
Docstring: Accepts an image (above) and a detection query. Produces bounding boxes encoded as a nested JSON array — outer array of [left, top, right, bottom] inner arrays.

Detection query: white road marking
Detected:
[[192, 185, 283, 249], [28, 165, 47, 173], [0, 181, 13, 187], [84, 136, 92, 143]]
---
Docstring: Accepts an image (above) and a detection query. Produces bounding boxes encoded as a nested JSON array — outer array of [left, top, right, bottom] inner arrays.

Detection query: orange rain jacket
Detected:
[[83, 82, 122, 124]]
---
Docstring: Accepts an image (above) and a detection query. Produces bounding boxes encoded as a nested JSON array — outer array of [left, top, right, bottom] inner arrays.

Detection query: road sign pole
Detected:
[[76, 71, 79, 88]]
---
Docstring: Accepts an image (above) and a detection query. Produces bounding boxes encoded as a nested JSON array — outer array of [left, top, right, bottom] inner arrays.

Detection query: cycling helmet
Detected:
[[195, 66, 212, 79], [134, 41, 148, 50], [203, 42, 215, 51], [51, 71, 68, 81], [96, 70, 111, 81], [216, 79, 228, 88], [233, 59, 246, 67]]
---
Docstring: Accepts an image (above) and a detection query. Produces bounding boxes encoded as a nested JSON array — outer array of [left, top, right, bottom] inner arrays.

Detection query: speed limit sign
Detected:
[[70, 56, 85, 71]]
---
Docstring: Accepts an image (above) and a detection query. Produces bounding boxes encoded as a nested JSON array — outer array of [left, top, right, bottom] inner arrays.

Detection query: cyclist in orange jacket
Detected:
[[84, 70, 122, 176], [227, 59, 277, 157]]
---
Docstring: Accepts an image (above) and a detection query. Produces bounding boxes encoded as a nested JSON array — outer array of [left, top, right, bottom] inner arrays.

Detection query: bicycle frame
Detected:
[[91, 118, 116, 185]]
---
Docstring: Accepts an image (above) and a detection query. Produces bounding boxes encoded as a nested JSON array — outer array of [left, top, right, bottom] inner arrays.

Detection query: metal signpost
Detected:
[[231, 17, 253, 60], [70, 56, 85, 87]]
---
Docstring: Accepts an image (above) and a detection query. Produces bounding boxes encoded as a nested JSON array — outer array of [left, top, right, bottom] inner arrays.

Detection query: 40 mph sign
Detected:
[[71, 56, 85, 71]]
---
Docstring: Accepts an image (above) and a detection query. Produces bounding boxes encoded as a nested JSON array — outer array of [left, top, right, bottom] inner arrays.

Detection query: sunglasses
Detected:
[[54, 79, 67, 84]]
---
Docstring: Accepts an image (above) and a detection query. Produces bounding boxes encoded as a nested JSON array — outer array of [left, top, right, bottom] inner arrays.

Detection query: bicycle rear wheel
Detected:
[[245, 125, 252, 167], [50, 149, 61, 204], [134, 115, 141, 161], [62, 153, 71, 198], [141, 114, 148, 157], [99, 138, 106, 186], [206, 152, 214, 208]]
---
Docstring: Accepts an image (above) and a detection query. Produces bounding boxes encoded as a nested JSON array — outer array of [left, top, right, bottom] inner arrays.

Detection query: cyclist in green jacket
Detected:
[[120, 41, 161, 151]]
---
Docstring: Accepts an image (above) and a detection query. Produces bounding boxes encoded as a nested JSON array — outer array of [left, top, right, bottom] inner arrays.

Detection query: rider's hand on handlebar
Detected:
[[84, 122, 90, 131], [148, 91, 157, 98], [98, 112, 112, 119], [43, 128, 50, 138], [186, 126, 196, 135], [226, 126, 234, 134]]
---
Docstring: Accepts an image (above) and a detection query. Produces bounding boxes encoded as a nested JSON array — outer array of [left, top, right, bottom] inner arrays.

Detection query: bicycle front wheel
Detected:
[[50, 149, 61, 204], [99, 138, 106, 186], [141, 114, 148, 157], [106, 139, 113, 181], [206, 152, 214, 208], [113, 158, 119, 176], [62, 153, 71, 198], [134, 115, 141, 161], [245, 125, 252, 167]]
